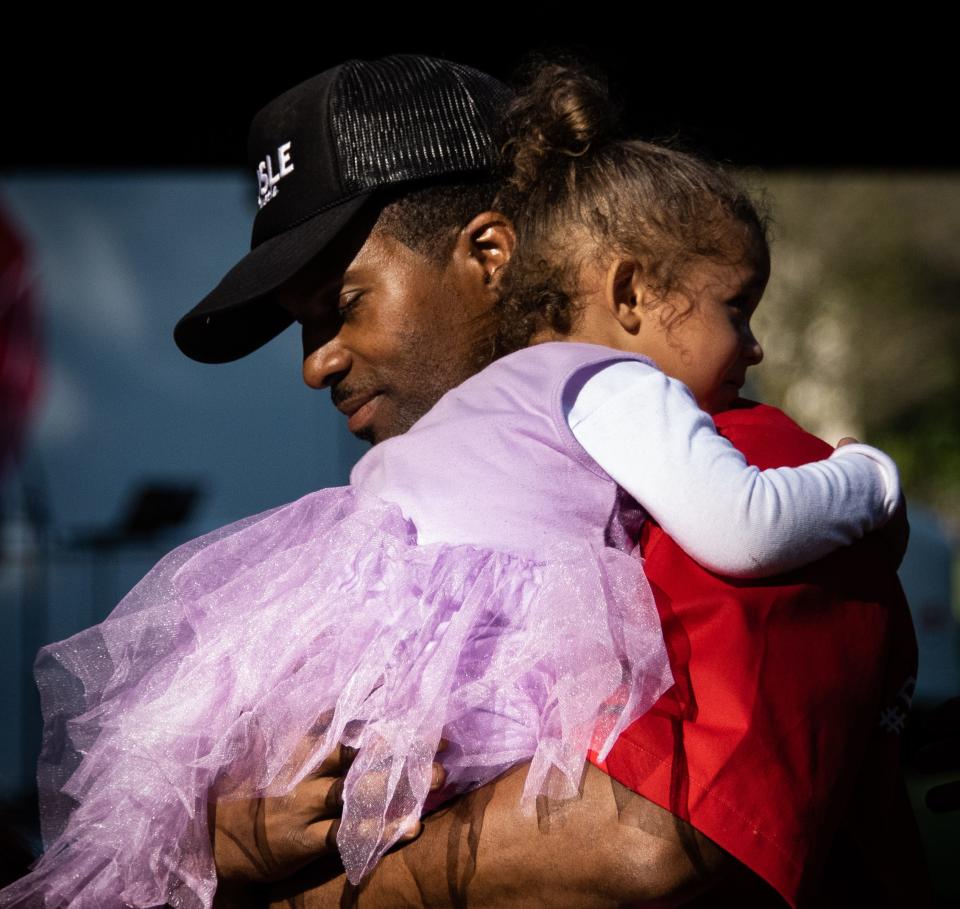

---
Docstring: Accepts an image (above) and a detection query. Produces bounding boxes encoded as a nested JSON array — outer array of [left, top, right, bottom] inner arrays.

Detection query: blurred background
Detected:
[[1, 27, 957, 902]]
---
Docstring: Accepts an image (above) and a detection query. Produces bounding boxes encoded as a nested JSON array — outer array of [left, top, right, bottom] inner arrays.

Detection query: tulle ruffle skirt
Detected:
[[1, 486, 672, 908]]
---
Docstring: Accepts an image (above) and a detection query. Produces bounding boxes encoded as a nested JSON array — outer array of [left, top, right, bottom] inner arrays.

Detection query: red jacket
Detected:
[[590, 402, 926, 907]]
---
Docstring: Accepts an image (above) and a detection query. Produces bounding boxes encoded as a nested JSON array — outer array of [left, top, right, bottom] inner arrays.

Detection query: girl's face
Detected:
[[635, 253, 768, 414]]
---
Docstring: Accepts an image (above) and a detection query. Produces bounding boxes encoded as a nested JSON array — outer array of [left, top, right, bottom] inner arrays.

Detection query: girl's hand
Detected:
[[833, 436, 909, 564], [210, 742, 447, 885], [873, 493, 910, 567]]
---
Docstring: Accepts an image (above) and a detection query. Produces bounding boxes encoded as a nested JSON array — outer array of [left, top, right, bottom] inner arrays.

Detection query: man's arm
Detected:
[[265, 761, 731, 909]]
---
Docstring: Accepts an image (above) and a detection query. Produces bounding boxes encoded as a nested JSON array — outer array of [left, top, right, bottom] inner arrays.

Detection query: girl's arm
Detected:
[[567, 361, 900, 578]]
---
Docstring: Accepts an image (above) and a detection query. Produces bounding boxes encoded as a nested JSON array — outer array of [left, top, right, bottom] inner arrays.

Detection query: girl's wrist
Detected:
[[830, 443, 901, 521]]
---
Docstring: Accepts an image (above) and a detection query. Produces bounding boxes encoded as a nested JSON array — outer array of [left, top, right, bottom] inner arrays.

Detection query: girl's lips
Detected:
[[347, 394, 382, 435]]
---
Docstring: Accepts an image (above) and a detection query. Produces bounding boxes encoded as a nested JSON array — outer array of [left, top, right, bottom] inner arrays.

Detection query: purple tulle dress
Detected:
[[2, 343, 673, 909]]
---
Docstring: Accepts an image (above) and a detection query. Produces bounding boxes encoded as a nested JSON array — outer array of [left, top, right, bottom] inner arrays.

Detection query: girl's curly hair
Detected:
[[493, 60, 770, 356]]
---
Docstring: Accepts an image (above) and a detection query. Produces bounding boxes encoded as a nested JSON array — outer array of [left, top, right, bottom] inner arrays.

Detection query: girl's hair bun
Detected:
[[493, 55, 769, 360], [501, 59, 620, 197]]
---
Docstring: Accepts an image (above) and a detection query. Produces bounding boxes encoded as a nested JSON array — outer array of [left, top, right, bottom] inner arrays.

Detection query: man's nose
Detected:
[[302, 336, 352, 389]]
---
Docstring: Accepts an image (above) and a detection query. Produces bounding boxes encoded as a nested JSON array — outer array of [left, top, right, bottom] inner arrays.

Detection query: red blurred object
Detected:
[[0, 202, 42, 480]]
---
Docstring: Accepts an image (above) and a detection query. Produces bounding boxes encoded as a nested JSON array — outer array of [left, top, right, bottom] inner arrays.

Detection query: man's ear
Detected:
[[452, 211, 516, 294], [606, 259, 647, 334]]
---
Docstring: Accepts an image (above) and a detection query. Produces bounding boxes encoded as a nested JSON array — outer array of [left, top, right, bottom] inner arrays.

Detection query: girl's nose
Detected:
[[744, 330, 764, 366]]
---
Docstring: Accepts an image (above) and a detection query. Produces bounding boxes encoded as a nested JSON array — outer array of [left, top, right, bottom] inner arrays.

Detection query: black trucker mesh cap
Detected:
[[174, 56, 511, 364]]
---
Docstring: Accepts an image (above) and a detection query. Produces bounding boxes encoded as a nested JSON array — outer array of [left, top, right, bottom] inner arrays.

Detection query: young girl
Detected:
[[3, 67, 902, 909]]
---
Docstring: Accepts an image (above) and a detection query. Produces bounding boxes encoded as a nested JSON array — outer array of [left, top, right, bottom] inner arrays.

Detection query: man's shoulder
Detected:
[[713, 399, 833, 469]]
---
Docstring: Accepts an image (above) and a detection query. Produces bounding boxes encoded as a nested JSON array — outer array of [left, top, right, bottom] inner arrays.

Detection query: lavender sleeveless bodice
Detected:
[[351, 342, 651, 554]]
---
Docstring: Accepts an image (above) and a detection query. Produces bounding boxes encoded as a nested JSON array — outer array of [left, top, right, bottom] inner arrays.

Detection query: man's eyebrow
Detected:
[[341, 261, 365, 285], [297, 272, 347, 308], [287, 249, 366, 313], [323, 257, 367, 295]]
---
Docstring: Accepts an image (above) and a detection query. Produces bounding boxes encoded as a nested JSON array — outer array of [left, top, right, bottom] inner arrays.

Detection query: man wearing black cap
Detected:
[[179, 56, 926, 909], [175, 55, 512, 447]]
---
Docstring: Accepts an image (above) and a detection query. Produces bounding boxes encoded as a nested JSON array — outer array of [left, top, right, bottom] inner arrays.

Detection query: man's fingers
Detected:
[[397, 818, 422, 842], [301, 814, 418, 854], [836, 436, 859, 447], [322, 775, 345, 817], [299, 764, 395, 820], [299, 744, 446, 834], [291, 773, 346, 821], [312, 743, 358, 777], [313, 739, 446, 779], [317, 817, 341, 856]]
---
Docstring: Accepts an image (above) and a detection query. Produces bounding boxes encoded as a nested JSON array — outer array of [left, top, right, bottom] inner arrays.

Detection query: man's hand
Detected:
[[211, 743, 446, 885], [211, 744, 356, 885]]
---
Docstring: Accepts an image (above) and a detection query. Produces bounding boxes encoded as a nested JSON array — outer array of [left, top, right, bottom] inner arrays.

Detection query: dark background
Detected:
[[4, 27, 953, 170]]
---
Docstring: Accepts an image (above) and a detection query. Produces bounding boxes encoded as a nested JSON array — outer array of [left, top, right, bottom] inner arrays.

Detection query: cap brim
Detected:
[[174, 191, 376, 364]]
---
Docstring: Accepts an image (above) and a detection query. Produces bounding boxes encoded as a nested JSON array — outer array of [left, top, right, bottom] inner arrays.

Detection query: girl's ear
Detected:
[[606, 259, 647, 334]]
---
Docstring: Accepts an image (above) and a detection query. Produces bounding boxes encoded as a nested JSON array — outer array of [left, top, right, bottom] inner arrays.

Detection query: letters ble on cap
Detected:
[[257, 142, 295, 209]]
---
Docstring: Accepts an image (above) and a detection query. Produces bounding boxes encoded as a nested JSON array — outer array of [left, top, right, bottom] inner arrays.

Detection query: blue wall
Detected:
[[0, 175, 368, 798]]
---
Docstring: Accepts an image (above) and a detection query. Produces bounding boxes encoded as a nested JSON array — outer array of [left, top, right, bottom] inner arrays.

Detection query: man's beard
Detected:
[[341, 317, 499, 446]]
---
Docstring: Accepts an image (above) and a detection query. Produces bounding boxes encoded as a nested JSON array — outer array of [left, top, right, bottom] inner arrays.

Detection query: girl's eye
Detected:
[[727, 296, 752, 324]]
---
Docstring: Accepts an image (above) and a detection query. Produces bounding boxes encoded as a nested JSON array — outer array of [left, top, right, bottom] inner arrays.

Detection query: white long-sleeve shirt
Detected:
[[567, 360, 899, 578]]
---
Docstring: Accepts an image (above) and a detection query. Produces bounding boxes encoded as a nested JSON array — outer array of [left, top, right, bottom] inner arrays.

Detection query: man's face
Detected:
[[277, 219, 497, 444]]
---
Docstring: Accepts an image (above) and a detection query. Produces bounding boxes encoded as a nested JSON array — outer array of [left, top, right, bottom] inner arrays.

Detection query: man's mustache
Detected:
[[330, 382, 381, 411]]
